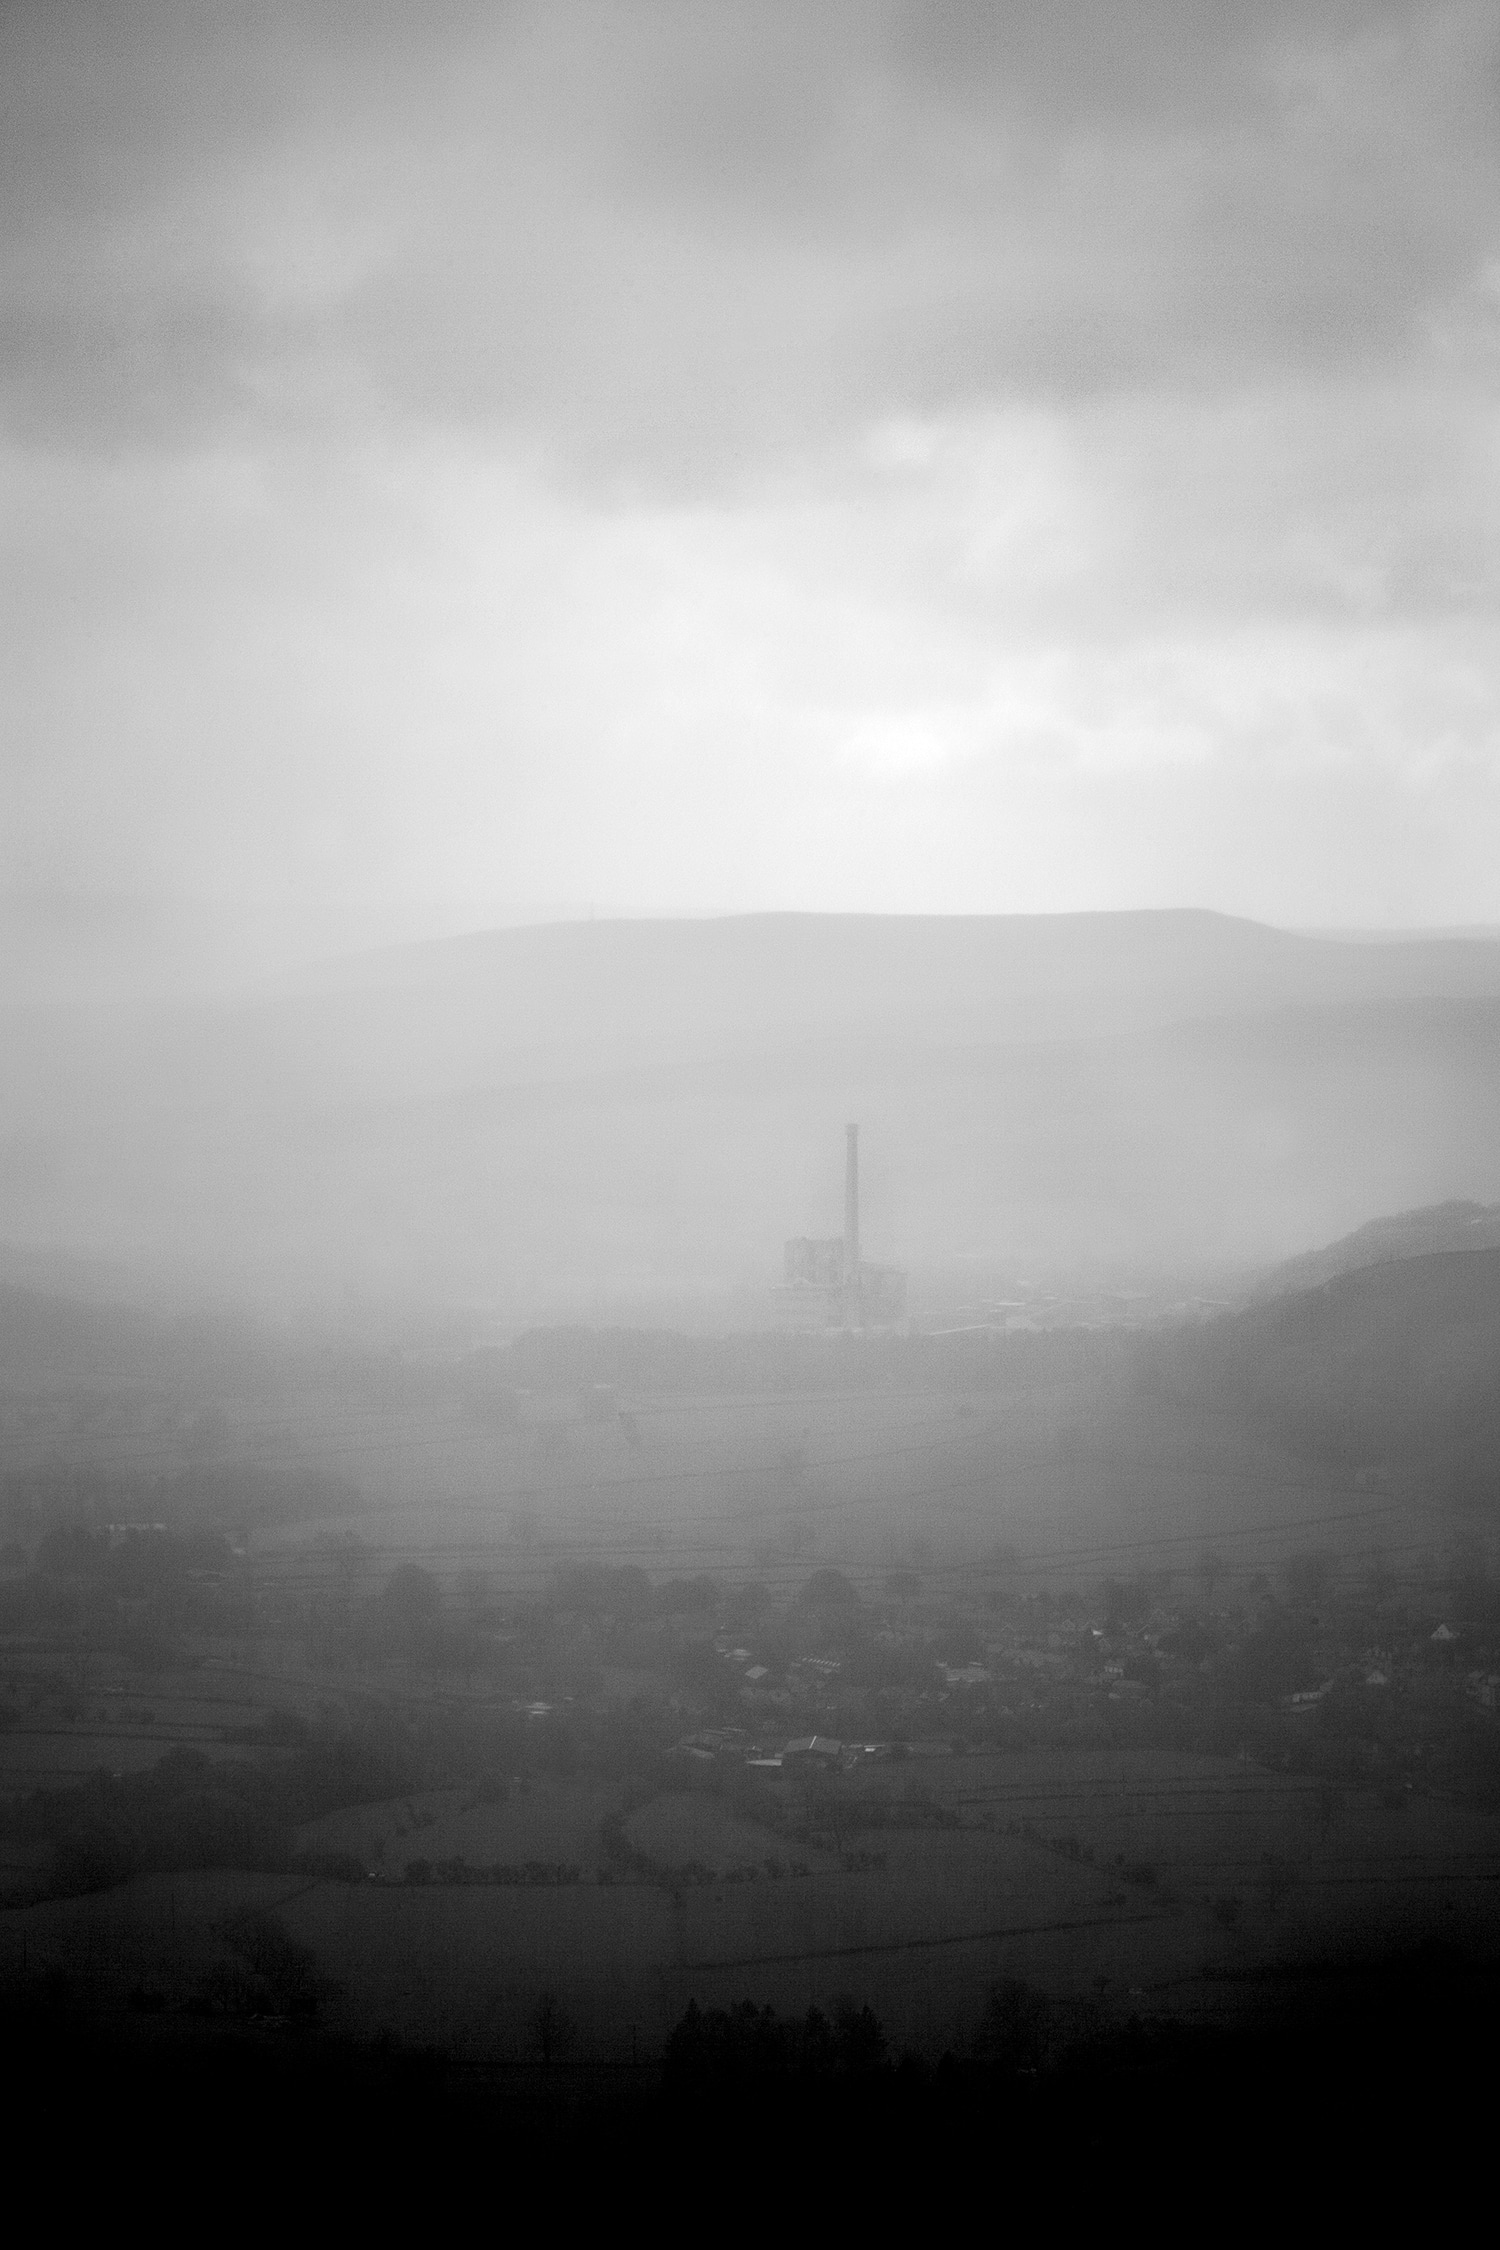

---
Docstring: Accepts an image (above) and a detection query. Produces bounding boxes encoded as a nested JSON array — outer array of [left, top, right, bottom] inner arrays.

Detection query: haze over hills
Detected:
[[282, 909, 1500, 1056], [0, 889, 652, 1008], [1169, 1244, 1500, 1513], [1256, 1200, 1500, 1300], [2, 910, 1499, 1320]]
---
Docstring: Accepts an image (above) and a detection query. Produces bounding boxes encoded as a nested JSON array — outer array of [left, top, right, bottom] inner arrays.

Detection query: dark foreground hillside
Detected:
[[4, 1958, 1492, 2215]]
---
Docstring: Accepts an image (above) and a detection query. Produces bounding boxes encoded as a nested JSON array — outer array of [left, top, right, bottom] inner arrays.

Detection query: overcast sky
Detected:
[[3, 0, 1497, 971]]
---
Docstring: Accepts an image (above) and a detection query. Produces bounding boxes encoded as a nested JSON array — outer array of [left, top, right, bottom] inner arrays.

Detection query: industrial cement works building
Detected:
[[779, 1123, 907, 1328]]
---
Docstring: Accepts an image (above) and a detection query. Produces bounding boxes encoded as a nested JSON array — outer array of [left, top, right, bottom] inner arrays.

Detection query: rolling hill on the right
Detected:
[[1167, 1224, 1500, 1517]]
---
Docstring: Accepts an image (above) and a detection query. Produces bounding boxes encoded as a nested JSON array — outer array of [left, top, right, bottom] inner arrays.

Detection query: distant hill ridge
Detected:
[[295, 907, 1500, 1042], [1256, 1201, 1500, 1300], [3, 909, 1500, 1307]]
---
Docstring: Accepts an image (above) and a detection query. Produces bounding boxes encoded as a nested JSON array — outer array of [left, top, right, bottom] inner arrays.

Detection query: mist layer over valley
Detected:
[[4, 910, 1500, 1319]]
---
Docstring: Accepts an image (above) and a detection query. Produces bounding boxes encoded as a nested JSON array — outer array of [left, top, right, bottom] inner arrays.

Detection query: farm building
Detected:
[[781, 1735, 843, 1766]]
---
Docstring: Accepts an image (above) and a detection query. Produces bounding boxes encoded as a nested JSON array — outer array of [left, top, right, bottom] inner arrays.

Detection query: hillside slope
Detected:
[[1255, 1200, 1500, 1298], [1169, 1247, 1500, 1506]]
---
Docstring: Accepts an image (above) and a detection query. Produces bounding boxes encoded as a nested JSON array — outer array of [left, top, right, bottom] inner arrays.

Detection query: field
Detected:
[[620, 1790, 838, 1877], [6, 1746, 1498, 2064], [240, 1366, 1439, 1604], [296, 1780, 622, 1879]]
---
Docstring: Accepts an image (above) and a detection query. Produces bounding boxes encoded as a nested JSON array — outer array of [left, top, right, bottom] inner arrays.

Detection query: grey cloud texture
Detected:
[[7, 1, 1494, 459], [1, 2, 1497, 954]]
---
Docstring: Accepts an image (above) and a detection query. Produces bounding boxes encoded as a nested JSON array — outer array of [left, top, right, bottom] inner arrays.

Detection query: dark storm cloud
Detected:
[[3, 2, 1495, 466]]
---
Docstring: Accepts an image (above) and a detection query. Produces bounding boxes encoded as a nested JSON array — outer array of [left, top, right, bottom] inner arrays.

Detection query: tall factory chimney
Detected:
[[844, 1122, 860, 1300]]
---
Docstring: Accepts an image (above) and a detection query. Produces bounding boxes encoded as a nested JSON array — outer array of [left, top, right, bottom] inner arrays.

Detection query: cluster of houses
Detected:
[[671, 1727, 950, 1771], [680, 1580, 1500, 1763]]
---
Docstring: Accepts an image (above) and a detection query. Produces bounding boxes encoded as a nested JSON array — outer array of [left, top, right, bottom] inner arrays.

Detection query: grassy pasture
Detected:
[[265, 1804, 1274, 2058], [0, 1640, 323, 1789], [0, 1869, 308, 2003], [621, 1789, 837, 1877], [4, 1746, 1499, 2061], [295, 1780, 621, 1878], [282, 1754, 1500, 2055], [250, 1367, 1436, 1604]]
